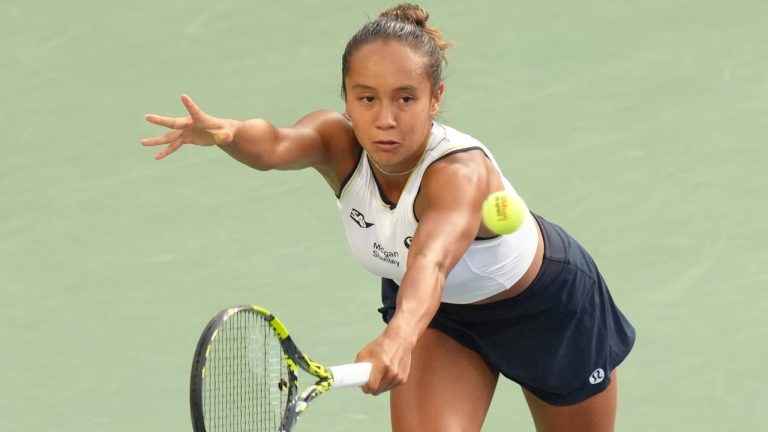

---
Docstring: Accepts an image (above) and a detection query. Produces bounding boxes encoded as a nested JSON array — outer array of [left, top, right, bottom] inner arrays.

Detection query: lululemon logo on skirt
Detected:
[[589, 368, 605, 385]]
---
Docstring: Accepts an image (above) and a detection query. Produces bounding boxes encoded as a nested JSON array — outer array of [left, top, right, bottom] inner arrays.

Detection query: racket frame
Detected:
[[190, 305, 346, 432]]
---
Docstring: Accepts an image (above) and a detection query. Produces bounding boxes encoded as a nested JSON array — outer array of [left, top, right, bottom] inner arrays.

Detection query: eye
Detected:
[[359, 96, 375, 103], [400, 96, 415, 104]]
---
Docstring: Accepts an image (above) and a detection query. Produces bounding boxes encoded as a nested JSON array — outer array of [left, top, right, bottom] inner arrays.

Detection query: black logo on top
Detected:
[[403, 236, 413, 249], [350, 209, 374, 228]]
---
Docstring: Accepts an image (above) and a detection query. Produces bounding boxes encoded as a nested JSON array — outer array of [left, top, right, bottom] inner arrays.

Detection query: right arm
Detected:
[[141, 95, 359, 190]]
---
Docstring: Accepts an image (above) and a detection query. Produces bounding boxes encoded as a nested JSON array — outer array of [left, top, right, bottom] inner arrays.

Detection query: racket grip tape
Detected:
[[329, 362, 372, 388]]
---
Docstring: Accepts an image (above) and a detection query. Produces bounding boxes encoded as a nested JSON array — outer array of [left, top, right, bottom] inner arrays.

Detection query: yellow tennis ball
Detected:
[[481, 191, 526, 235]]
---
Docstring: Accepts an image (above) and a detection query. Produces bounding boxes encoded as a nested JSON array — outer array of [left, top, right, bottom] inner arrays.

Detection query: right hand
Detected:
[[141, 94, 236, 160], [354, 325, 415, 395]]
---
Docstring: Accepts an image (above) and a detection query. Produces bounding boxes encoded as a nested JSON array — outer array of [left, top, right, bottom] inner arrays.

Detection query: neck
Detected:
[[368, 156, 418, 176]]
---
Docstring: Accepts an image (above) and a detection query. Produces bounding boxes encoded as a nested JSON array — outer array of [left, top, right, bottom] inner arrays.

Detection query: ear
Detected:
[[430, 82, 445, 117]]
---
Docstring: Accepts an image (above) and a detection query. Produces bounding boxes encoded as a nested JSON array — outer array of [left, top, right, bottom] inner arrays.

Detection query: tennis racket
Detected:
[[190, 305, 372, 432]]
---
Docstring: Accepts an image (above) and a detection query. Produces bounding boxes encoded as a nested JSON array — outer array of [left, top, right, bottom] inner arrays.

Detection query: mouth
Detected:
[[373, 139, 400, 148]]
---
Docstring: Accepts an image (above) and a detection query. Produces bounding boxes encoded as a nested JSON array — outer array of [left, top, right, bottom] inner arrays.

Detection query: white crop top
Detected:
[[336, 122, 538, 304]]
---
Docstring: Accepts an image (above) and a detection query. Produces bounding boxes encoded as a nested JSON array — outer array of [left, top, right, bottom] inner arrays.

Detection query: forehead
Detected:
[[346, 40, 430, 89]]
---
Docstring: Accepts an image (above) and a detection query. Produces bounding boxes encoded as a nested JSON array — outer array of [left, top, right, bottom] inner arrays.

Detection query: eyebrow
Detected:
[[351, 84, 419, 92]]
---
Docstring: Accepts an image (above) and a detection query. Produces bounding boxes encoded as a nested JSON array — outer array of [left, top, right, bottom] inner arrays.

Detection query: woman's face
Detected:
[[344, 40, 443, 173]]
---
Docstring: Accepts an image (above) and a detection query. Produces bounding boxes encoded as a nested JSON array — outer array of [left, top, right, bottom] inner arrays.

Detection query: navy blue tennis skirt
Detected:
[[378, 213, 636, 406]]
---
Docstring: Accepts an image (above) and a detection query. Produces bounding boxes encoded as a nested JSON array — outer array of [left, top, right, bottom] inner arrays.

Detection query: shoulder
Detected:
[[413, 144, 492, 241], [299, 110, 360, 160], [295, 110, 356, 143], [296, 110, 361, 192], [423, 149, 490, 191], [438, 123, 482, 145], [426, 123, 490, 177], [427, 123, 488, 162], [418, 125, 497, 209]]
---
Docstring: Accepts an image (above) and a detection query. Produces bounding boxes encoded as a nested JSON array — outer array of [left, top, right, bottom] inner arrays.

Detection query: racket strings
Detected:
[[203, 311, 287, 432]]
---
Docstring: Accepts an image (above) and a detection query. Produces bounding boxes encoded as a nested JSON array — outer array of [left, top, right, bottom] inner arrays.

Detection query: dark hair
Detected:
[[341, 3, 452, 98]]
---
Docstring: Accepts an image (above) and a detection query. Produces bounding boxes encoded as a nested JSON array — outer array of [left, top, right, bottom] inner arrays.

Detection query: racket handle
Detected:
[[329, 362, 372, 388]]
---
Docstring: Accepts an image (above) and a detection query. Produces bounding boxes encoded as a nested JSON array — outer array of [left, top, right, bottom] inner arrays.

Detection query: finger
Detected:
[[154, 137, 184, 160], [369, 366, 406, 395], [141, 130, 179, 146], [361, 366, 386, 395], [154, 144, 178, 160], [145, 113, 190, 129], [181, 94, 208, 124]]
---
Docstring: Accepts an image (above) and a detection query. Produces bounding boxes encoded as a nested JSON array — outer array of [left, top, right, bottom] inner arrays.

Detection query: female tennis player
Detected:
[[142, 4, 635, 431]]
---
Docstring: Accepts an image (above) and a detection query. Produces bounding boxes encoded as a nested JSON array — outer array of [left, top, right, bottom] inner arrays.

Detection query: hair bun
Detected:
[[379, 3, 429, 28], [341, 3, 452, 99]]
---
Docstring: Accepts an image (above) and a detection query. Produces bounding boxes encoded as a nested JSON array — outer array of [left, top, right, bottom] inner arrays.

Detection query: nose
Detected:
[[374, 102, 396, 129]]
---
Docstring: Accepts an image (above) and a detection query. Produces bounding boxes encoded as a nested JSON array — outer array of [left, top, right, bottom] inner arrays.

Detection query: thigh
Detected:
[[523, 370, 619, 432], [390, 328, 499, 432]]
